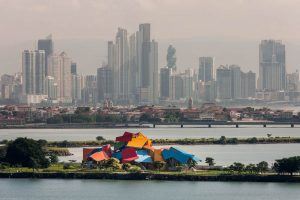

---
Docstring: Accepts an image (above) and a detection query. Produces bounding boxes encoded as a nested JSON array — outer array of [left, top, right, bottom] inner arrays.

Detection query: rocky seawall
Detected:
[[0, 172, 299, 182]]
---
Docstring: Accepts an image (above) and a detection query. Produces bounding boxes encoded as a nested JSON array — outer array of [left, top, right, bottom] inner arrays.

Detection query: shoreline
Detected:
[[0, 172, 299, 182], [44, 137, 300, 147]]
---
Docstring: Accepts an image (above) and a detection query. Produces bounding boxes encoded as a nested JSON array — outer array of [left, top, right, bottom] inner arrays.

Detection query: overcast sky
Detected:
[[1, 0, 300, 74]]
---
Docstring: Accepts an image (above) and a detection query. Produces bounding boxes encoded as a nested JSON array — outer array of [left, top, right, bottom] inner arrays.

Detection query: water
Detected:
[[0, 179, 299, 200], [0, 126, 300, 141], [60, 143, 300, 166]]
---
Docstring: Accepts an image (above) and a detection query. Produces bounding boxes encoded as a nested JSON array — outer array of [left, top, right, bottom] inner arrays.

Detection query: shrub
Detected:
[[96, 136, 105, 141], [122, 163, 132, 171], [128, 165, 141, 172], [153, 161, 165, 171], [205, 157, 215, 166]]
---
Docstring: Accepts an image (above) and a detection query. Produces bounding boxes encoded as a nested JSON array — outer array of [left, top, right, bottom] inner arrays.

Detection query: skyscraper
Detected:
[[71, 62, 77, 75], [22, 50, 46, 95], [241, 71, 256, 98], [115, 28, 129, 102], [128, 33, 138, 101], [45, 76, 57, 99], [139, 24, 151, 89], [82, 75, 97, 105], [71, 74, 82, 102], [48, 52, 72, 102], [198, 57, 214, 82], [229, 65, 242, 99], [216, 66, 232, 100], [160, 67, 172, 99], [38, 35, 53, 76], [259, 40, 286, 91], [97, 66, 113, 102]]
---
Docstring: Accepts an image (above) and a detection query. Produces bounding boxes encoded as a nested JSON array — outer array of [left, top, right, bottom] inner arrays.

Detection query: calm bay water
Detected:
[[0, 179, 300, 200], [0, 126, 300, 141]]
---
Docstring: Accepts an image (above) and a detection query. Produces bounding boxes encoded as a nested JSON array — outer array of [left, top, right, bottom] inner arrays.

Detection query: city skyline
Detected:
[[3, 28, 300, 105]]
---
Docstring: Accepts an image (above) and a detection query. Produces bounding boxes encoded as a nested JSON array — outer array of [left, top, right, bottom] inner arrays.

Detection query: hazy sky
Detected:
[[1, 0, 300, 74]]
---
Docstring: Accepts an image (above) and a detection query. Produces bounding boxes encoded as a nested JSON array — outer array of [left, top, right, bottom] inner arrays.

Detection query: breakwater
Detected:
[[0, 172, 299, 182]]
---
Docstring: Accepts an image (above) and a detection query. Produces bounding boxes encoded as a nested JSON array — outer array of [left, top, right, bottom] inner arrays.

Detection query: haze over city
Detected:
[[2, 0, 300, 74]]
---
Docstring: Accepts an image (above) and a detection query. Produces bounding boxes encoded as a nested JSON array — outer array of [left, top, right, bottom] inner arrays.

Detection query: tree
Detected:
[[229, 162, 245, 173], [273, 156, 300, 175], [49, 153, 58, 164], [219, 136, 227, 144], [205, 157, 215, 166], [0, 146, 6, 162], [245, 164, 257, 174], [256, 161, 268, 173], [5, 138, 50, 168]]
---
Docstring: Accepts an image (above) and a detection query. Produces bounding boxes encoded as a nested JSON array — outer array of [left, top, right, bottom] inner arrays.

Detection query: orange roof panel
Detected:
[[127, 132, 148, 149], [89, 151, 109, 162], [154, 149, 164, 162]]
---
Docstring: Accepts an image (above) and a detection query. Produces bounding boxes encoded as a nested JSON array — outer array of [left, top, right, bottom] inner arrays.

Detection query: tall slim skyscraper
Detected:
[[198, 57, 214, 82], [115, 28, 129, 102], [259, 40, 286, 91], [48, 52, 72, 102], [139, 23, 151, 89], [38, 35, 53, 76], [71, 74, 82, 102], [22, 50, 46, 95], [160, 67, 172, 99], [149, 40, 159, 103], [229, 65, 242, 99], [128, 33, 138, 101]]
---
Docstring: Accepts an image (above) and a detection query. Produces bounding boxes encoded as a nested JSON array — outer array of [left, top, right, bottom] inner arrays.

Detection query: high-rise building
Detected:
[[48, 52, 72, 102], [114, 28, 129, 102], [229, 65, 242, 99], [259, 40, 286, 91], [128, 33, 138, 101], [71, 62, 77, 75], [45, 76, 57, 99], [97, 66, 113, 102], [38, 35, 53, 75], [149, 40, 159, 104], [22, 50, 46, 95], [166, 45, 177, 70], [1, 74, 15, 100], [198, 57, 214, 82], [160, 67, 172, 99], [216, 66, 232, 100], [241, 71, 256, 98], [286, 70, 299, 92], [82, 75, 97, 105], [71, 74, 82, 102], [182, 69, 194, 99]]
